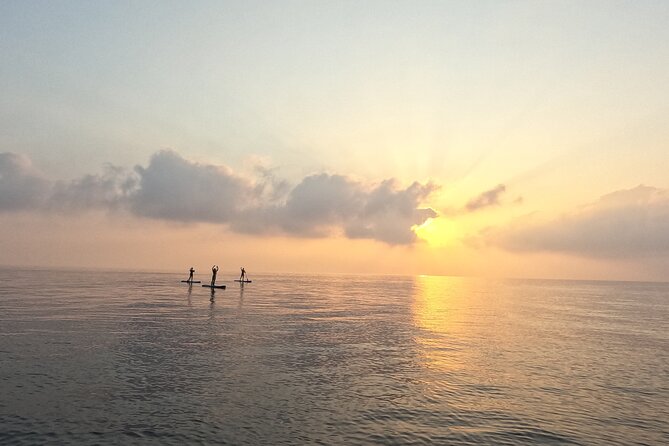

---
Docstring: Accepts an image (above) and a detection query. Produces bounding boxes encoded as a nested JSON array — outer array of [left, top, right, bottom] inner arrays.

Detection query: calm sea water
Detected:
[[0, 268, 667, 445]]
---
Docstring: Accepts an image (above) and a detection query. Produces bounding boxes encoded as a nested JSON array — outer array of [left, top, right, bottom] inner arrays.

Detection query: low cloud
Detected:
[[0, 153, 50, 211], [50, 164, 136, 211], [344, 179, 438, 244], [267, 173, 367, 237], [0, 150, 437, 245], [130, 150, 256, 223], [466, 184, 506, 211], [492, 185, 669, 258], [232, 175, 438, 244]]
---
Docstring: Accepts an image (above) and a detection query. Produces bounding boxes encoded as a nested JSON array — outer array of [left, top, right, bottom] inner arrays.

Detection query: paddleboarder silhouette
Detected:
[[240, 267, 246, 282], [187, 267, 195, 282], [210, 265, 219, 287]]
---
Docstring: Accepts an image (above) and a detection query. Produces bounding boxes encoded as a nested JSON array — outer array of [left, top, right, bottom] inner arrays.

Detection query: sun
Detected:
[[413, 217, 460, 248]]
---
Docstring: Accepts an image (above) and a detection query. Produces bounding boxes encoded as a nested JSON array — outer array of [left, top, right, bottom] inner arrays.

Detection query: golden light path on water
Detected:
[[412, 275, 473, 371], [411, 275, 544, 436]]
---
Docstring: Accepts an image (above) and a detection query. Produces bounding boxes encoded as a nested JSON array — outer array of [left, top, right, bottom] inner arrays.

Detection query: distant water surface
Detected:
[[0, 268, 667, 445]]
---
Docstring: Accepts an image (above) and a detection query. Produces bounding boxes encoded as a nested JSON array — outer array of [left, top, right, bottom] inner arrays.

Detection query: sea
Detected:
[[0, 267, 667, 445]]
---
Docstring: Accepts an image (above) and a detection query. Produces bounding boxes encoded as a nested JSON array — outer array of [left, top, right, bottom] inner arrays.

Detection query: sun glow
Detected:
[[414, 217, 460, 248]]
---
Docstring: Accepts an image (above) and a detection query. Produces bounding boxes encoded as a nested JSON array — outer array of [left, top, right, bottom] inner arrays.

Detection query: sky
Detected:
[[1, 1, 669, 281]]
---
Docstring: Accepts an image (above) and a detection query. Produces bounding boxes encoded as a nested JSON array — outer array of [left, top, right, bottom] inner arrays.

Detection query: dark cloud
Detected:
[[492, 185, 669, 258], [0, 150, 437, 244], [466, 184, 506, 211], [0, 152, 50, 211]]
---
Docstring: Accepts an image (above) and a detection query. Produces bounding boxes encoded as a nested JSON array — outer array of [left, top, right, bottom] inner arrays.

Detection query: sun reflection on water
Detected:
[[412, 275, 474, 371]]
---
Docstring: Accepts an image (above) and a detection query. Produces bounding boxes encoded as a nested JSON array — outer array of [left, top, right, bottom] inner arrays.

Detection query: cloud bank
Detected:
[[492, 185, 669, 258], [0, 150, 437, 245]]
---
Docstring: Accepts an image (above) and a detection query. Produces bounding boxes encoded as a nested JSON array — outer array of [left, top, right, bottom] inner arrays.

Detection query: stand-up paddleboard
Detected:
[[202, 284, 226, 289], [234, 280, 252, 283], [181, 280, 202, 283]]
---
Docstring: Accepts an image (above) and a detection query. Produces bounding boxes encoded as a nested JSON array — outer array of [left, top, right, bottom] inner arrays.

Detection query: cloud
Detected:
[[233, 175, 438, 244], [252, 164, 291, 203], [0, 153, 50, 211], [128, 151, 438, 244], [344, 179, 438, 244], [0, 150, 437, 244], [129, 150, 256, 223], [274, 173, 366, 235], [50, 164, 136, 211], [491, 185, 669, 258], [465, 184, 506, 211]]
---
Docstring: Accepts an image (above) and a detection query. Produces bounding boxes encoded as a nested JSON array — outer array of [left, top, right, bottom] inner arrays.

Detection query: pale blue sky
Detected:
[[3, 1, 668, 187]]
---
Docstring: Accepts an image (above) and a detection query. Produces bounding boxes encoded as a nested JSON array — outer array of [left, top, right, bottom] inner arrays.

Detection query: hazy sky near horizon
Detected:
[[1, 1, 669, 280]]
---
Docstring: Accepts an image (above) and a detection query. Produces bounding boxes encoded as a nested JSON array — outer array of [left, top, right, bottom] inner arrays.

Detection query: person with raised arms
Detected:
[[210, 265, 219, 287]]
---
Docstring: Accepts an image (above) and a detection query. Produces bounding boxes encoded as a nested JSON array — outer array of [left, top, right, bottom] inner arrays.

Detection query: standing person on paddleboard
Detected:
[[239, 267, 247, 282], [187, 267, 195, 283], [211, 265, 219, 287]]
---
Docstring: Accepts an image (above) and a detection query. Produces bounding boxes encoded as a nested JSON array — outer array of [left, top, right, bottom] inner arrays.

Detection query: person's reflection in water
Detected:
[[208, 289, 217, 323], [209, 287, 215, 302], [187, 282, 193, 306], [238, 283, 244, 310]]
